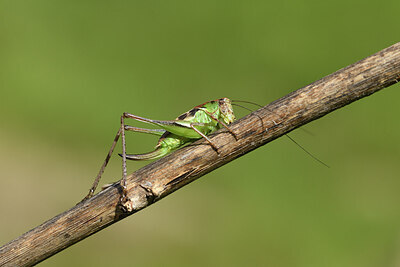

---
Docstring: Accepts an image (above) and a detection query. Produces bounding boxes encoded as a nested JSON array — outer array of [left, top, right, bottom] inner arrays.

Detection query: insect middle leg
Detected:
[[189, 123, 219, 151], [203, 110, 238, 140]]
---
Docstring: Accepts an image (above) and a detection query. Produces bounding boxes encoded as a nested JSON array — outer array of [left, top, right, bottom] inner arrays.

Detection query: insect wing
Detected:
[[158, 120, 203, 139]]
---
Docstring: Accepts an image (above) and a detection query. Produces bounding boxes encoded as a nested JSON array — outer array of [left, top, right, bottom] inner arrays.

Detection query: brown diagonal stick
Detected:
[[1, 42, 400, 267]]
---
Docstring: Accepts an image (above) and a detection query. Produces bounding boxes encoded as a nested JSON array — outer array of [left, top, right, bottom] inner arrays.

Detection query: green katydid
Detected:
[[82, 97, 327, 204], [83, 97, 238, 202]]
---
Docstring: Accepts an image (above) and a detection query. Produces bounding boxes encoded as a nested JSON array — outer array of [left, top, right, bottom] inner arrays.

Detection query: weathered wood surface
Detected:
[[0, 42, 399, 266]]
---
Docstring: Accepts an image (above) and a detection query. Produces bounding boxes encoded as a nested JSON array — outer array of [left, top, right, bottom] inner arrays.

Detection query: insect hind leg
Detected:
[[81, 126, 122, 202], [120, 115, 128, 205], [80, 113, 130, 205]]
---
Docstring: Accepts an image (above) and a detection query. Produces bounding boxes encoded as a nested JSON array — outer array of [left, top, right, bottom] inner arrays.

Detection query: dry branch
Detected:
[[1, 42, 400, 266]]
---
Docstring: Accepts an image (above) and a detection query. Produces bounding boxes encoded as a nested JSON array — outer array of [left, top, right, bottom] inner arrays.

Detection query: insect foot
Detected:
[[118, 185, 153, 213], [119, 195, 133, 213]]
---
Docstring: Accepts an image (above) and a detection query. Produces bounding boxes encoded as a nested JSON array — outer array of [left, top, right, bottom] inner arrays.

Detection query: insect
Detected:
[[81, 97, 327, 205], [82, 97, 239, 203]]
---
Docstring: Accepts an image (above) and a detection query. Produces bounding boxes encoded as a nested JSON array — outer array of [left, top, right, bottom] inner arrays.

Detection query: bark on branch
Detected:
[[1, 42, 400, 266]]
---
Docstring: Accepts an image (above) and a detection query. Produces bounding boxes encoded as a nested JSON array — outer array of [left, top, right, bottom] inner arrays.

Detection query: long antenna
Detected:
[[232, 100, 263, 108], [232, 103, 256, 113], [232, 100, 329, 168], [285, 134, 330, 168]]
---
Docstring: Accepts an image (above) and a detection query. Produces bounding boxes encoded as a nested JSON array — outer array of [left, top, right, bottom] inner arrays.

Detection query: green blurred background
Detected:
[[1, 1, 399, 266]]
